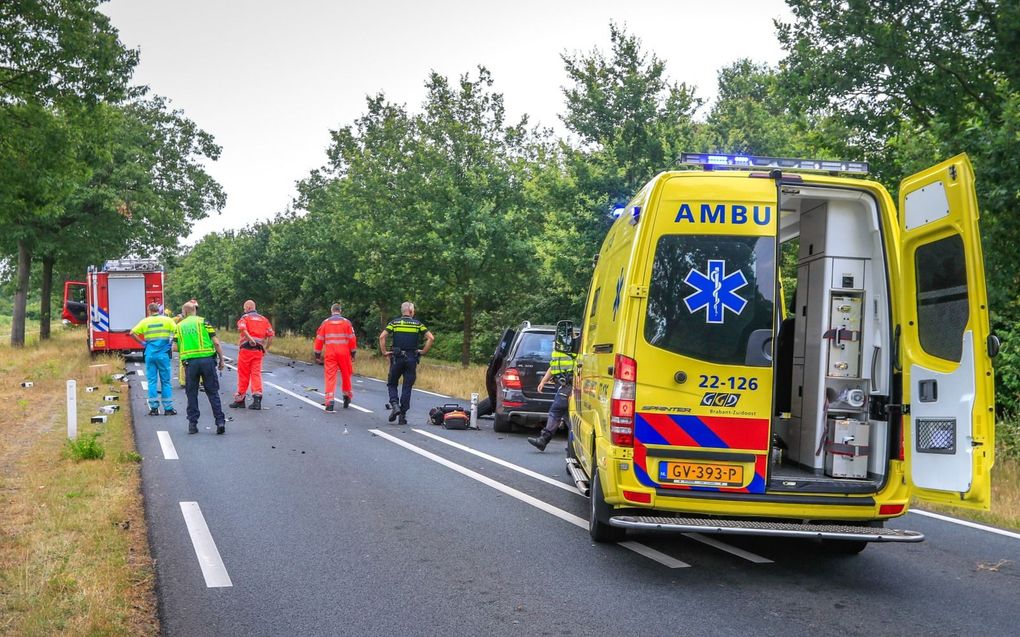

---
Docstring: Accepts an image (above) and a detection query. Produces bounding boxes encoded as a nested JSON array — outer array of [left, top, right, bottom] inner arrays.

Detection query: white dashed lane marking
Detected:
[[157, 431, 178, 460], [179, 502, 232, 588]]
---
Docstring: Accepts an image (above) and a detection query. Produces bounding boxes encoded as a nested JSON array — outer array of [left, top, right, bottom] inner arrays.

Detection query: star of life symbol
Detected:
[[683, 260, 748, 324]]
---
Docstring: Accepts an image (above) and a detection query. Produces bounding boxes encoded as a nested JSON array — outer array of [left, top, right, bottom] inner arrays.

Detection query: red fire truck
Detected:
[[62, 259, 165, 355]]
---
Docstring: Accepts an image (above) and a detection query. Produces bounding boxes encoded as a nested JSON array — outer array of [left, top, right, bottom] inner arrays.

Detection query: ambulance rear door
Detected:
[[630, 174, 778, 494], [898, 154, 995, 510]]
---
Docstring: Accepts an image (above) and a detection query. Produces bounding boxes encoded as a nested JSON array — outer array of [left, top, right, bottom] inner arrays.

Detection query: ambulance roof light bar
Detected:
[[680, 152, 869, 175]]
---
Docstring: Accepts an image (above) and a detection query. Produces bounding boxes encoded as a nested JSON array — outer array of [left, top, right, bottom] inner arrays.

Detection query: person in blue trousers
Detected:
[[131, 303, 178, 416]]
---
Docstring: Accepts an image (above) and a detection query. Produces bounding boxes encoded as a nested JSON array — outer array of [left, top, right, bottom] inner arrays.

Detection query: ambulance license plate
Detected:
[[659, 461, 744, 487]]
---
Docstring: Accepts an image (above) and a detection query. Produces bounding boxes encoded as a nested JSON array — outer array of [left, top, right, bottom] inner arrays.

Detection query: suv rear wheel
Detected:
[[493, 412, 512, 433], [476, 396, 493, 417]]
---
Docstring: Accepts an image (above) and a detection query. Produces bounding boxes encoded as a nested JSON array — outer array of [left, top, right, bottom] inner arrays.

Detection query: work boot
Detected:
[[216, 422, 225, 435], [229, 396, 246, 409], [248, 394, 262, 410], [188, 423, 198, 434], [325, 401, 335, 412], [342, 395, 351, 409], [164, 409, 178, 416], [148, 407, 159, 416], [528, 430, 553, 452], [397, 411, 408, 426], [388, 403, 400, 422]]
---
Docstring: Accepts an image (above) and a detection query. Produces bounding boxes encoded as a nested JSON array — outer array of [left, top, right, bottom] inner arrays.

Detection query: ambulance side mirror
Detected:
[[556, 320, 576, 353]]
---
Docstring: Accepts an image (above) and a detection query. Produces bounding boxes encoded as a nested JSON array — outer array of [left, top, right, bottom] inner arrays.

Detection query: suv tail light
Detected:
[[501, 368, 523, 390], [610, 354, 636, 447]]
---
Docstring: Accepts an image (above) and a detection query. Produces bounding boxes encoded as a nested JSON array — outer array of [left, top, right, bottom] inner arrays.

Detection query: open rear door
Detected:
[[898, 154, 994, 510]]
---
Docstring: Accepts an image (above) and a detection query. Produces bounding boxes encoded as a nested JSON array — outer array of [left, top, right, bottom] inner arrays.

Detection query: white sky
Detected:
[[100, 0, 793, 242]]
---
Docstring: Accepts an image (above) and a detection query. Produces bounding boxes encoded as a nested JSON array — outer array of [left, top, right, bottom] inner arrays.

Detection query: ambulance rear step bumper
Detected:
[[610, 516, 925, 542], [565, 458, 590, 497]]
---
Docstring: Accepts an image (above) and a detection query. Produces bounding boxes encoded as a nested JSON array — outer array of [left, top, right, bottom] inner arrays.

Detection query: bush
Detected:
[[65, 433, 105, 462], [997, 416, 1020, 460]]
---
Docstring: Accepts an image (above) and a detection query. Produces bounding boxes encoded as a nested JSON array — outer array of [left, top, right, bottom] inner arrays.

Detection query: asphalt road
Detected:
[[125, 344, 1020, 637]]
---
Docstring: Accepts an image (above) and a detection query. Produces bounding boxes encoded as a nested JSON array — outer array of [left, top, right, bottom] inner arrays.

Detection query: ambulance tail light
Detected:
[[501, 368, 523, 390], [610, 354, 636, 447]]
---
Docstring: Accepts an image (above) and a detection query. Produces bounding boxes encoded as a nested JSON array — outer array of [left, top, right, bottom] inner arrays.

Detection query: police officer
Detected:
[[527, 325, 577, 451], [130, 302, 178, 416], [378, 301, 434, 425], [174, 302, 226, 434], [230, 299, 274, 410], [314, 303, 357, 412]]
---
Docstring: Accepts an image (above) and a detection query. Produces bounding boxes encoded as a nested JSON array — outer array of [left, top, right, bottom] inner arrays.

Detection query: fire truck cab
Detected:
[[63, 259, 165, 356], [567, 153, 996, 552]]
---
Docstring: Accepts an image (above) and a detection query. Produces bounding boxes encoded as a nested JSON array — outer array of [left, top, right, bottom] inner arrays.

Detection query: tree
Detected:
[[1, 0, 138, 345], [776, 0, 1020, 413], [540, 24, 703, 319], [32, 96, 225, 338]]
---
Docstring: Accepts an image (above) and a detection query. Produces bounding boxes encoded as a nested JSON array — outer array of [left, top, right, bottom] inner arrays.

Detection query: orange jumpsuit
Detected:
[[235, 311, 274, 401], [314, 314, 357, 406]]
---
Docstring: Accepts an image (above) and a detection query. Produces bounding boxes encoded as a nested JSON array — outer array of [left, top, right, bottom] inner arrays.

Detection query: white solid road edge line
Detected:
[[911, 509, 1020, 541], [414, 428, 770, 564], [370, 428, 689, 569], [179, 502, 232, 588], [413, 428, 577, 494], [225, 362, 373, 413], [156, 431, 178, 460]]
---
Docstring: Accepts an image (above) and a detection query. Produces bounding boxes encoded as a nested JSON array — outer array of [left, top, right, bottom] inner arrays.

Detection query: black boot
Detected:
[[528, 430, 552, 451], [388, 403, 400, 422], [397, 410, 408, 426], [229, 396, 245, 409], [248, 394, 262, 410], [342, 395, 351, 409], [325, 401, 335, 412]]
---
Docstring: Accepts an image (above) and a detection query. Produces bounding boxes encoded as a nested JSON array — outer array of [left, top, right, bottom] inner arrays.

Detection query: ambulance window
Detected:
[[644, 235, 775, 366], [915, 234, 968, 362], [589, 288, 600, 318]]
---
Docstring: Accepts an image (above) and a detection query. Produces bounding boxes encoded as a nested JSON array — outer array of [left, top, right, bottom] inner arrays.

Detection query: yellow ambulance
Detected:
[[567, 153, 997, 552]]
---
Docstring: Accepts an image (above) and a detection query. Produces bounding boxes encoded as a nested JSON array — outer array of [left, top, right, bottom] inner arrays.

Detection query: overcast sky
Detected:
[[100, 0, 793, 242]]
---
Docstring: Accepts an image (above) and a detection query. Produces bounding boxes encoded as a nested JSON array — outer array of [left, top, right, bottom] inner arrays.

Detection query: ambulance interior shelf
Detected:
[[769, 185, 890, 490]]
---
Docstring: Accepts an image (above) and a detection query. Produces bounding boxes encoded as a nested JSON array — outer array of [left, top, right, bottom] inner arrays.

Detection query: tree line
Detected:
[[4, 2, 1019, 423], [0, 0, 224, 343]]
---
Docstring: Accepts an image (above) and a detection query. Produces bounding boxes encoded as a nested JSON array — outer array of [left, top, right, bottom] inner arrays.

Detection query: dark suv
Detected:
[[479, 322, 556, 432]]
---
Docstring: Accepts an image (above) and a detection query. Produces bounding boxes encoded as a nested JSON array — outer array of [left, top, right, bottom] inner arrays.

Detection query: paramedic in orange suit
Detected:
[[230, 300, 274, 411], [314, 303, 357, 412]]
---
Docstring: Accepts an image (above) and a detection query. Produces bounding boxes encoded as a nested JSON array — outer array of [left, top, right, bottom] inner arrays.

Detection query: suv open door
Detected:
[[898, 154, 995, 510]]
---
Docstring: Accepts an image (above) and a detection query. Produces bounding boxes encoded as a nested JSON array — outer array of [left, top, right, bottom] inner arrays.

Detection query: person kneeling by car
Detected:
[[527, 332, 576, 451]]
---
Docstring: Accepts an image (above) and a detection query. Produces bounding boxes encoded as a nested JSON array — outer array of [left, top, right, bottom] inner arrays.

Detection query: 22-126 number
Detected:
[[698, 375, 759, 391]]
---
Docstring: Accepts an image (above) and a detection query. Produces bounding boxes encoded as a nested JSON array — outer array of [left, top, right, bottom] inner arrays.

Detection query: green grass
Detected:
[[64, 433, 105, 462]]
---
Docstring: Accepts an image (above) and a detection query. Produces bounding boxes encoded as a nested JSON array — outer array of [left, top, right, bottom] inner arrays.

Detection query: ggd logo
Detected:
[[701, 392, 741, 407]]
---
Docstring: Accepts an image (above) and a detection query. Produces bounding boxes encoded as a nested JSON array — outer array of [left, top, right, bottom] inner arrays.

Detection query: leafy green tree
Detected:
[[776, 0, 1020, 414], [1, 0, 138, 345], [540, 24, 703, 319]]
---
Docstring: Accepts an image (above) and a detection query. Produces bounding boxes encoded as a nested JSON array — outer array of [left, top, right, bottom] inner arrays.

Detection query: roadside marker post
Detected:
[[67, 380, 77, 440], [470, 393, 479, 429]]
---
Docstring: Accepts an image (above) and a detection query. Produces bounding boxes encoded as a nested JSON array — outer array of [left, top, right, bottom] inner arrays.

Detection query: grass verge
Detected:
[[220, 329, 488, 400], [916, 455, 1020, 532], [0, 328, 158, 636]]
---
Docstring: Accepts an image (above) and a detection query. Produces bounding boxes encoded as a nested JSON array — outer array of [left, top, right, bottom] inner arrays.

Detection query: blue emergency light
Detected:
[[680, 152, 869, 175]]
